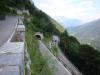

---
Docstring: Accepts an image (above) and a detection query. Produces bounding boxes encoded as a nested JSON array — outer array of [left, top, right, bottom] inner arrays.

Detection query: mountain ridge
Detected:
[[67, 19, 100, 50]]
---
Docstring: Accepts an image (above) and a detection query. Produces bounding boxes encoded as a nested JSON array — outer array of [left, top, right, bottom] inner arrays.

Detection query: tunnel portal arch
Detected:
[[34, 32, 43, 40]]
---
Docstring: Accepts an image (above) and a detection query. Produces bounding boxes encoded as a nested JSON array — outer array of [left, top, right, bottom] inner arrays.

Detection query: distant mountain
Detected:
[[55, 17, 82, 28], [67, 19, 100, 50]]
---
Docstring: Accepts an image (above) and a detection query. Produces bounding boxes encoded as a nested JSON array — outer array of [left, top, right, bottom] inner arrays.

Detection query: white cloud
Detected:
[[33, 0, 100, 24]]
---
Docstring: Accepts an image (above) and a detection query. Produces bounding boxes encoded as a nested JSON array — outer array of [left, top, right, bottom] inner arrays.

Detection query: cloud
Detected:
[[33, 0, 100, 26]]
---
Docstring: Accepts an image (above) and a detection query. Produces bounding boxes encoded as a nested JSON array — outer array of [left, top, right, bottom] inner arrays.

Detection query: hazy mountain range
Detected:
[[56, 17, 82, 28], [67, 19, 100, 50]]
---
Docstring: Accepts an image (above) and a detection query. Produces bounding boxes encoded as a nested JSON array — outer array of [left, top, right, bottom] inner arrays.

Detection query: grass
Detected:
[[25, 21, 53, 75], [43, 37, 59, 57], [43, 36, 51, 47]]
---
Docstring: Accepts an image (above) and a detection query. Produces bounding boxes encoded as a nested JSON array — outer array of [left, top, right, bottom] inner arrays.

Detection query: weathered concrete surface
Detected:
[[0, 16, 25, 75], [17, 25, 25, 32], [0, 42, 24, 54], [0, 42, 24, 75], [57, 50, 82, 75], [0, 66, 20, 75], [50, 35, 82, 75], [39, 41, 72, 75], [0, 53, 23, 66]]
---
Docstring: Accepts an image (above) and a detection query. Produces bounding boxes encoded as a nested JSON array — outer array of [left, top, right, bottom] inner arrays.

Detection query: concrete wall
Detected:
[[0, 17, 25, 75]]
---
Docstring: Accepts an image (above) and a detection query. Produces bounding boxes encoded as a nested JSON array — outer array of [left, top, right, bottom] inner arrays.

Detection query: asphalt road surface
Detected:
[[0, 16, 18, 47]]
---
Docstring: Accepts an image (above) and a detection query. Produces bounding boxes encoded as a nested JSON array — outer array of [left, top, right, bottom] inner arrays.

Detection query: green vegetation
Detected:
[[1, 0, 100, 75], [25, 21, 53, 75], [49, 46, 59, 57], [48, 16, 64, 33], [59, 30, 100, 75], [28, 2, 100, 74], [0, 0, 32, 20], [31, 11, 60, 37]]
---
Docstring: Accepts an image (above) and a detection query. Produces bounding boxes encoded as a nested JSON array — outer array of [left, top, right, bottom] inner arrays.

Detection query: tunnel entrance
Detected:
[[35, 35, 41, 40], [34, 32, 43, 40]]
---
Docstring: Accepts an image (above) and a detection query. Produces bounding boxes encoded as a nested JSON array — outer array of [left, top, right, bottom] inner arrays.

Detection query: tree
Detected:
[[78, 45, 100, 75]]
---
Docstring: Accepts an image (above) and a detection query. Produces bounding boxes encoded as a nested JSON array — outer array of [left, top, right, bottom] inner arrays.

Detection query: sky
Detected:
[[32, 0, 100, 28]]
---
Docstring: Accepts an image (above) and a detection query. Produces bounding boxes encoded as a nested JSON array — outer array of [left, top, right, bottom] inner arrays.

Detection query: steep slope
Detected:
[[48, 16, 65, 33], [24, 1, 100, 75], [1, 0, 100, 75], [67, 19, 100, 50], [0, 0, 63, 75]]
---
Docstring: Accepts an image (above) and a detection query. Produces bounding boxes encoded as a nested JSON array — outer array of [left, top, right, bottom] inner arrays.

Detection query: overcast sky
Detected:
[[33, 0, 100, 28]]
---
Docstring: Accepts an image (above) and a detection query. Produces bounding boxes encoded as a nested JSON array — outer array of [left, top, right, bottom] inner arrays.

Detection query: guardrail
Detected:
[[9, 17, 25, 42]]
